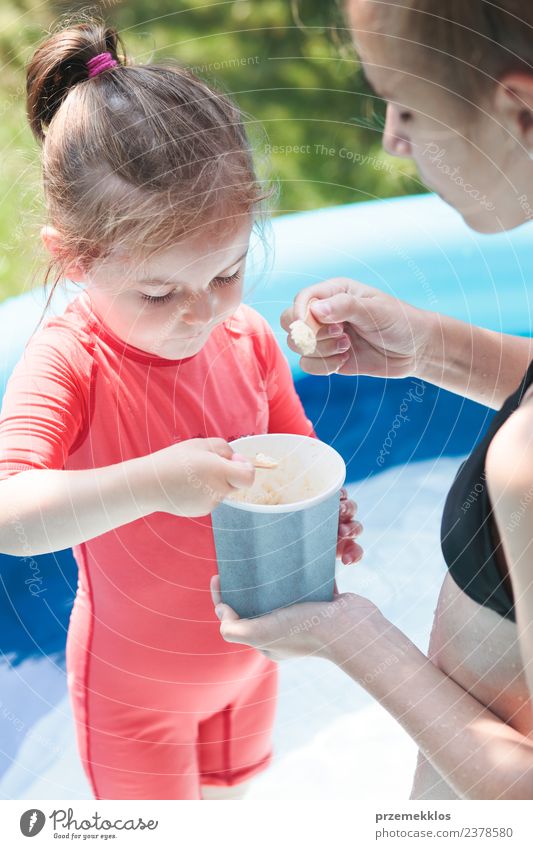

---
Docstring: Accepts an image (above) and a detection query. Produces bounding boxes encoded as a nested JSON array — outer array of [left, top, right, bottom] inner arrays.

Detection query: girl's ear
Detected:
[[494, 72, 533, 156], [40, 225, 88, 282]]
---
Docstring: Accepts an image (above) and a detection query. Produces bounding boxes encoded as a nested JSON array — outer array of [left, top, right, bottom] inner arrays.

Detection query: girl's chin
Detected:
[[154, 330, 211, 358]]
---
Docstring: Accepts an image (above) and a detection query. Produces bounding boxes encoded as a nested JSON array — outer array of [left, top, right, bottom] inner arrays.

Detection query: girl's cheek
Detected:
[[216, 283, 243, 313]]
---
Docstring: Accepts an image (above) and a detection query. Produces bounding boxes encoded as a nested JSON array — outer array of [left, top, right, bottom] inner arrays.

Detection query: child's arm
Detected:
[[0, 440, 254, 556], [0, 336, 253, 557]]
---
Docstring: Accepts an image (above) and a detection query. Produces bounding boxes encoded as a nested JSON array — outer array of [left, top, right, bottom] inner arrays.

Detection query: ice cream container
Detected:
[[212, 433, 346, 618]]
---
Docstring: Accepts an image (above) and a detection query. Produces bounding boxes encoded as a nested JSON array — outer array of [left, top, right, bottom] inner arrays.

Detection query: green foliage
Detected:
[[0, 0, 424, 300]]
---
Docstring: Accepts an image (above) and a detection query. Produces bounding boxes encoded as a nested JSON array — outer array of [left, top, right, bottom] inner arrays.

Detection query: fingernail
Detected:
[[313, 301, 330, 317], [336, 336, 350, 352], [215, 604, 223, 619], [232, 453, 253, 469], [328, 324, 343, 337]]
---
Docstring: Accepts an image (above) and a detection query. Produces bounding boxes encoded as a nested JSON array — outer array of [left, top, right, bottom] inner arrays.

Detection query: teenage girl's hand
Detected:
[[211, 575, 391, 666], [281, 277, 434, 378], [143, 438, 255, 517]]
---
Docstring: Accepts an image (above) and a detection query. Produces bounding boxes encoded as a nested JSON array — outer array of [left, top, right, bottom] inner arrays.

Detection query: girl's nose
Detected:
[[180, 290, 214, 326], [382, 102, 413, 158]]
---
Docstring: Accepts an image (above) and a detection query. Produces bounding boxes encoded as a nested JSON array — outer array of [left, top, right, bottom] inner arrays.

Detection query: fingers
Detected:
[[286, 332, 352, 359], [337, 496, 364, 564], [204, 437, 234, 460], [338, 519, 363, 538], [210, 574, 222, 606], [337, 539, 364, 564], [310, 291, 371, 328], [280, 279, 354, 332], [211, 577, 251, 643], [215, 602, 241, 624], [340, 493, 357, 521], [292, 279, 352, 322], [340, 499, 357, 519], [280, 305, 296, 334], [298, 352, 350, 376], [219, 615, 258, 647], [222, 456, 255, 489]]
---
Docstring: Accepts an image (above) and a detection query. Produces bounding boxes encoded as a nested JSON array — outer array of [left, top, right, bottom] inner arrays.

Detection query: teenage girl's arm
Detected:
[[211, 577, 533, 800], [281, 278, 533, 410]]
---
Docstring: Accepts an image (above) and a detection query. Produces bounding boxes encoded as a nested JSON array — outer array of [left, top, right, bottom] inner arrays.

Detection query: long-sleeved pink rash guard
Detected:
[[0, 290, 314, 799]]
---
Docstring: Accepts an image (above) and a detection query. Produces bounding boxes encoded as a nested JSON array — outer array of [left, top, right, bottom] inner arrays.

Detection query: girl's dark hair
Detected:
[[26, 16, 271, 322]]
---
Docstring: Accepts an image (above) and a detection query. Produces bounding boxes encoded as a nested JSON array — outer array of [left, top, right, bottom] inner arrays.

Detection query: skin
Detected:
[[41, 216, 363, 797], [213, 0, 533, 799]]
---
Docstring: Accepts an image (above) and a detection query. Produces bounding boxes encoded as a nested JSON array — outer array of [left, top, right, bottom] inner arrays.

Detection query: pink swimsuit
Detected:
[[0, 291, 314, 798]]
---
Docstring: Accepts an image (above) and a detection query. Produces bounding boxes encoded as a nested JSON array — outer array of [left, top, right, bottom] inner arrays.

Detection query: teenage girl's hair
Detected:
[[26, 15, 271, 322], [355, 0, 533, 104]]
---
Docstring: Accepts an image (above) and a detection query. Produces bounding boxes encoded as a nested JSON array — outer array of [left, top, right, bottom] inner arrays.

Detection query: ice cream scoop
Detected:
[[253, 452, 279, 469], [288, 298, 322, 356]]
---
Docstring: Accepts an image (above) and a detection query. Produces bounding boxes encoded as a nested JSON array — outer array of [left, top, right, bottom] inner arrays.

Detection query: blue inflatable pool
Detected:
[[1, 191, 532, 665]]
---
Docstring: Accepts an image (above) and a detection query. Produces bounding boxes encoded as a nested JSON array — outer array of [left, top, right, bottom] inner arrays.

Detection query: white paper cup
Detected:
[[212, 433, 346, 618]]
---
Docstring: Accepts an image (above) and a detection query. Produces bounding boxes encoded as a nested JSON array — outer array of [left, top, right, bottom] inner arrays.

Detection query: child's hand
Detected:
[[142, 438, 255, 517], [337, 487, 363, 565]]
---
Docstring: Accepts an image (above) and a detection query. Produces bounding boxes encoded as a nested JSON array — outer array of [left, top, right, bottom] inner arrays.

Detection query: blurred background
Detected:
[[0, 0, 422, 301]]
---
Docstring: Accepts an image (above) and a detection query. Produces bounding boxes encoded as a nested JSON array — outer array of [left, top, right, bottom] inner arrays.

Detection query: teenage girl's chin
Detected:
[[458, 204, 508, 235]]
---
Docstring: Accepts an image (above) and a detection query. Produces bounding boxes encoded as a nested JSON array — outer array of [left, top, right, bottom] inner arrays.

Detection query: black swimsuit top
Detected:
[[440, 359, 533, 622]]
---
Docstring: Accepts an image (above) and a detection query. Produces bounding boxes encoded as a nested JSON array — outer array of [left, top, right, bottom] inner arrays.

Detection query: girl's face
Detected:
[[347, 0, 533, 233], [78, 218, 253, 360]]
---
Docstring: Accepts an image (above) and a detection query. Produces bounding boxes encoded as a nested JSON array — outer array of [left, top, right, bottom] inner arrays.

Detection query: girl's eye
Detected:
[[140, 269, 241, 304], [211, 270, 241, 288], [140, 291, 174, 304]]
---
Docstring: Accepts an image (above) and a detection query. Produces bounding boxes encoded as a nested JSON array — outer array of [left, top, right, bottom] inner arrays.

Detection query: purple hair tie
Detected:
[[87, 51, 118, 79]]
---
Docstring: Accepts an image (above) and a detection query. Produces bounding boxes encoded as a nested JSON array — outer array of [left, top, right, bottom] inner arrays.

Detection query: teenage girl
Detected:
[[0, 20, 362, 800], [213, 0, 533, 801]]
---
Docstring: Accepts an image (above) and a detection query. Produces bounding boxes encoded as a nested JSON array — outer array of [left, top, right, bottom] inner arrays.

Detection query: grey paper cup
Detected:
[[212, 433, 346, 618]]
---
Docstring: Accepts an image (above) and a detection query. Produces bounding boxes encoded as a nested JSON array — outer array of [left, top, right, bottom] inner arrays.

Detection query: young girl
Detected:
[[0, 20, 361, 800]]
